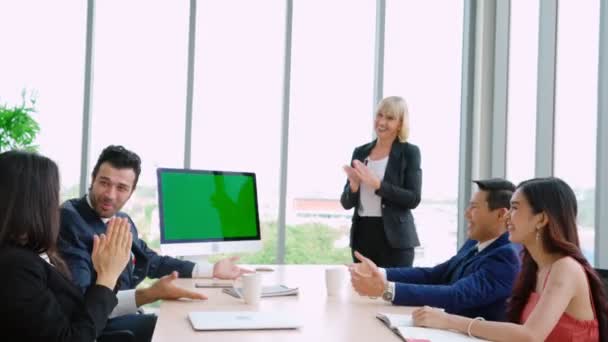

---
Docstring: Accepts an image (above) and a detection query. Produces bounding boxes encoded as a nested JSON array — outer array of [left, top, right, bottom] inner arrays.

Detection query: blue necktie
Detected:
[[449, 246, 478, 283]]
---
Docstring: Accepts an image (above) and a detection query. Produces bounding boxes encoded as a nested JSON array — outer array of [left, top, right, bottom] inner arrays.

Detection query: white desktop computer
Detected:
[[156, 168, 262, 259]]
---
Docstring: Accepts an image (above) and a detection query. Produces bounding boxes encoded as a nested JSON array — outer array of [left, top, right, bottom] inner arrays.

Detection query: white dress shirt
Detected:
[[475, 236, 499, 253]]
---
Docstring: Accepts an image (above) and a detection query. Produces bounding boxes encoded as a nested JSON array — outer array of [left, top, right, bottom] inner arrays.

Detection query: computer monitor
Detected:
[[157, 168, 262, 258]]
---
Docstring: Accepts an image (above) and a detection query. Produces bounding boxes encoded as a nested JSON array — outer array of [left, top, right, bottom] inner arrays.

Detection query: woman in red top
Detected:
[[411, 177, 607, 341]]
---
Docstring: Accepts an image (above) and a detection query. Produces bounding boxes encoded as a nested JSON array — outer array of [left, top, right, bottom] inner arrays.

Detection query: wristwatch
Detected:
[[381, 281, 395, 302]]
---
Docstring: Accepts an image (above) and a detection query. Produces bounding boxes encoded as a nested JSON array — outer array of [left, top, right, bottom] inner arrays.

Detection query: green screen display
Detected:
[[158, 169, 260, 242]]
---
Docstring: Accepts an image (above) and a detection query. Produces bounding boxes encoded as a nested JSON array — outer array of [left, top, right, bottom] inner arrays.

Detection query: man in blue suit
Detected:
[[58, 145, 250, 342], [350, 178, 520, 321]]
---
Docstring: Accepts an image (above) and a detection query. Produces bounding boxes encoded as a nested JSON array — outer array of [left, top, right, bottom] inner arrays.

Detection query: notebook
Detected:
[[376, 312, 489, 341], [188, 311, 302, 331], [222, 285, 299, 298]]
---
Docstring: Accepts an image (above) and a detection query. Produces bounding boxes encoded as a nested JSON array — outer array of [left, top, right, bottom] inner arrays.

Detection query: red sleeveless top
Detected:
[[520, 261, 599, 342]]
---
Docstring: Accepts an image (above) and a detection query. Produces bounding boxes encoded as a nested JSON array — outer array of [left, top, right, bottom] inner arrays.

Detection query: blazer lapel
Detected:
[[74, 196, 107, 236], [477, 233, 510, 256], [448, 244, 478, 283], [383, 139, 402, 185], [357, 138, 401, 185], [460, 233, 510, 270], [358, 140, 376, 162]]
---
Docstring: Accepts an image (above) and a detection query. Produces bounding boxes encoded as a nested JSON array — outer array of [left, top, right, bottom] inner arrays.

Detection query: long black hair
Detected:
[[0, 150, 69, 276], [507, 177, 607, 340]]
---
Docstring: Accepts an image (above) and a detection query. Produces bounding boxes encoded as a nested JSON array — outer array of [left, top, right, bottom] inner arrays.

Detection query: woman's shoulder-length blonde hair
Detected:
[[375, 96, 410, 142]]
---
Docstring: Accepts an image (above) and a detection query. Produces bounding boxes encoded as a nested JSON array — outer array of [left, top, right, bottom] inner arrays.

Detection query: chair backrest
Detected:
[[594, 268, 608, 293], [97, 330, 135, 342]]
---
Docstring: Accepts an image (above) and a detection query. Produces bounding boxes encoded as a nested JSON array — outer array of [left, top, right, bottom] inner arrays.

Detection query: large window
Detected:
[[383, 1, 463, 266], [554, 0, 599, 264], [286, 0, 375, 264], [191, 0, 285, 262], [0, 1, 86, 199], [506, 0, 539, 186], [90, 0, 190, 245]]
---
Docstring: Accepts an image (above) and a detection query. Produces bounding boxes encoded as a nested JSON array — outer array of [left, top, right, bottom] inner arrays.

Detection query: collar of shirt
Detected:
[[476, 236, 499, 253], [39, 253, 54, 266], [86, 193, 112, 224]]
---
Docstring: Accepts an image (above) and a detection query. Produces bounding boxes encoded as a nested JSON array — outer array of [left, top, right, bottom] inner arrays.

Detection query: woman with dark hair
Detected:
[[0, 150, 133, 341], [411, 177, 606, 341]]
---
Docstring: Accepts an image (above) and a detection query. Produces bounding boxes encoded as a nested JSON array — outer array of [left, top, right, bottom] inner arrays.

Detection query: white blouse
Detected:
[[358, 156, 388, 217]]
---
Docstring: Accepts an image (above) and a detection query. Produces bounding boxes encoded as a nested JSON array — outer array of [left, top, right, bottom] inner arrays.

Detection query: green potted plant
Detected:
[[0, 90, 39, 152]]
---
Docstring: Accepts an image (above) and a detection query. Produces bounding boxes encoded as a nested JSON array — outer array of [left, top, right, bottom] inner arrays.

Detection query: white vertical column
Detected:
[[457, 0, 477, 248], [490, 0, 510, 178], [595, 0, 608, 268], [276, 0, 294, 264], [535, 0, 558, 177], [372, 0, 386, 130], [183, 0, 197, 169], [79, 0, 95, 195]]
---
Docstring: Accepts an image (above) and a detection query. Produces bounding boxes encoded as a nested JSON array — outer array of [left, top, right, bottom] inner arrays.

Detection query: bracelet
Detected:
[[467, 316, 485, 337]]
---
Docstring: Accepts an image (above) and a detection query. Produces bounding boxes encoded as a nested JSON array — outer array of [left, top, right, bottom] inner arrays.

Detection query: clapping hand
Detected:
[[92, 217, 133, 290], [343, 164, 361, 192], [213, 256, 253, 280], [348, 251, 386, 297], [351, 160, 381, 190]]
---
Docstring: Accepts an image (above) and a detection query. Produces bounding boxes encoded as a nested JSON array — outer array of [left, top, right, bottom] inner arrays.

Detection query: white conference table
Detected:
[[151, 265, 422, 341]]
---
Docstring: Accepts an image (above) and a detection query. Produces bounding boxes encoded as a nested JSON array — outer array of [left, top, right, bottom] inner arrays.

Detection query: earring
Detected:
[[535, 228, 541, 242]]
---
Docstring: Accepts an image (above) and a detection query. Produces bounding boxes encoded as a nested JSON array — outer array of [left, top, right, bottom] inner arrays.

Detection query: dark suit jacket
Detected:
[[340, 139, 422, 248], [0, 246, 117, 341], [387, 232, 520, 321], [58, 196, 195, 293]]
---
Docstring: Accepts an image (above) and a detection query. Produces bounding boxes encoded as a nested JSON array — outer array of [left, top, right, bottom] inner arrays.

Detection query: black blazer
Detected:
[[340, 139, 422, 249], [0, 246, 117, 342]]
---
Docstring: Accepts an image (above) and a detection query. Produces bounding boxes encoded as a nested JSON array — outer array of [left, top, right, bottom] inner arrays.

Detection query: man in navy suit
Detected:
[[349, 178, 520, 321], [58, 145, 251, 342]]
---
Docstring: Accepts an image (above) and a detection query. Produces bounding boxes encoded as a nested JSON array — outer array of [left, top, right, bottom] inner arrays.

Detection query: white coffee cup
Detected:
[[241, 273, 263, 305], [325, 267, 346, 296]]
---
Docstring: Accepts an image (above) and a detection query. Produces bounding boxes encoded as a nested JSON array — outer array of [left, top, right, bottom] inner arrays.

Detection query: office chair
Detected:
[[97, 330, 135, 342]]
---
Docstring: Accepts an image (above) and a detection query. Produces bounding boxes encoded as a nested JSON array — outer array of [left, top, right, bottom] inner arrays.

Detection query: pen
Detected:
[[195, 283, 233, 288]]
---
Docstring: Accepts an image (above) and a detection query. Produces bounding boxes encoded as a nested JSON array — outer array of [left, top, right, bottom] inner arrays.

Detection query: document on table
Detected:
[[376, 312, 490, 342]]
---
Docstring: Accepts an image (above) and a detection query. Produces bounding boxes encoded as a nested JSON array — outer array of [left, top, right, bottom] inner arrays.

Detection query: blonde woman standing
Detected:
[[341, 96, 422, 267]]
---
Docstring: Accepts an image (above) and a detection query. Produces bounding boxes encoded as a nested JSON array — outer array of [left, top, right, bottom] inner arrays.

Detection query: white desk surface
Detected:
[[151, 265, 420, 341]]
